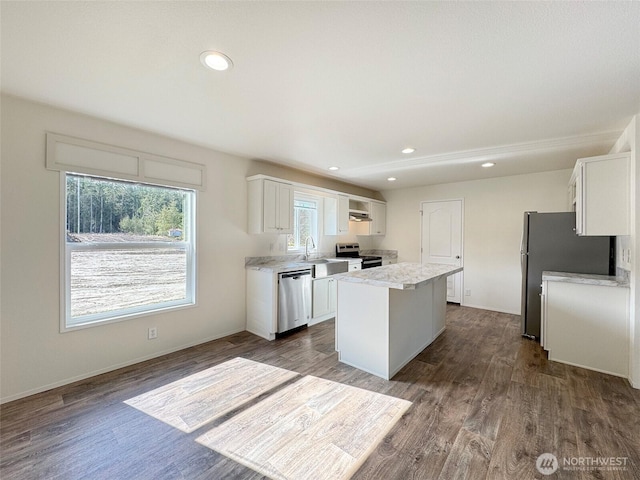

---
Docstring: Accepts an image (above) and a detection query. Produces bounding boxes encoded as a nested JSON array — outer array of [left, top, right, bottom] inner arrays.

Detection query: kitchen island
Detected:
[[334, 262, 462, 380]]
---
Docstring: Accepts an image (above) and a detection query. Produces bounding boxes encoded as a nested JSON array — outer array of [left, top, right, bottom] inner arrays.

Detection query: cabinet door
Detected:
[[312, 278, 331, 318], [582, 155, 629, 235], [277, 183, 294, 233], [324, 196, 337, 235], [246, 269, 278, 340], [324, 195, 350, 236], [546, 281, 628, 376], [369, 202, 386, 235], [328, 278, 337, 313], [262, 180, 280, 233], [263, 180, 293, 234], [337, 195, 350, 234], [574, 152, 630, 236]]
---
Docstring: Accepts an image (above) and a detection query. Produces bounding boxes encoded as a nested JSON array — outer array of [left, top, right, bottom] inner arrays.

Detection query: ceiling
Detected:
[[2, 2, 639, 191]]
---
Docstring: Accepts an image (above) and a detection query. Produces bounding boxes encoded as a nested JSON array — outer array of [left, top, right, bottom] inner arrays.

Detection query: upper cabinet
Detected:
[[368, 201, 387, 236], [348, 199, 386, 236], [570, 152, 630, 236], [247, 178, 294, 234], [247, 174, 386, 236], [324, 194, 350, 236]]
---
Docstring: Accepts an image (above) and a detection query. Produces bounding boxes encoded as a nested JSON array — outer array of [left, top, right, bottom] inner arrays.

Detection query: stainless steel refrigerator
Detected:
[[520, 212, 613, 340]]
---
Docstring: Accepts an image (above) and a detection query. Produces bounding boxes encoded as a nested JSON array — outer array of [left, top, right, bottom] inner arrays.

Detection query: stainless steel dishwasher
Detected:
[[278, 269, 312, 334]]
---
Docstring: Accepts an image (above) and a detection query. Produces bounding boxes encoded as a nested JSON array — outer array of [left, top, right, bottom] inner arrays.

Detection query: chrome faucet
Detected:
[[304, 236, 316, 261]]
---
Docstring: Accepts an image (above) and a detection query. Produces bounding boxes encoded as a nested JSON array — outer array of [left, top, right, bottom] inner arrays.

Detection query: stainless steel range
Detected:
[[335, 243, 382, 269]]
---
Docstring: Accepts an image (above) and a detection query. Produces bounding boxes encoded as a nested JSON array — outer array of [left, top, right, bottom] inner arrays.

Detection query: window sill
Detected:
[[60, 301, 197, 333]]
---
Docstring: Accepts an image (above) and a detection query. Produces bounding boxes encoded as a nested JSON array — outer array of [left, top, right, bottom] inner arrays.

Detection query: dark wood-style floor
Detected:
[[1, 306, 639, 479]]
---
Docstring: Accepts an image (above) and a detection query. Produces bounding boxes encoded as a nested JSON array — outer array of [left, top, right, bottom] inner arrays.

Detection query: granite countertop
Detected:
[[334, 262, 462, 290], [361, 249, 398, 260], [245, 256, 349, 273], [245, 250, 398, 273], [542, 271, 629, 288]]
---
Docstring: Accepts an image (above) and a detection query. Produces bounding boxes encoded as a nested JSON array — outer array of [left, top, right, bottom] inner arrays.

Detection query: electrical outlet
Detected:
[[465, 289, 471, 296], [148, 327, 157, 340]]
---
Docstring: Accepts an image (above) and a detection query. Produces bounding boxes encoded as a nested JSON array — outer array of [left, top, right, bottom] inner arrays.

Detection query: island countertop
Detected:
[[334, 262, 462, 290]]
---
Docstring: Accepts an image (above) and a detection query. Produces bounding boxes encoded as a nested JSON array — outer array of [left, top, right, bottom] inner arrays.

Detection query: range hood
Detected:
[[349, 211, 372, 222]]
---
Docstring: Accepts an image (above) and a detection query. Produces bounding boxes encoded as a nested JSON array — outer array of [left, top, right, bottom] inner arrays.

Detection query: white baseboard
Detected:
[[0, 327, 245, 404], [459, 302, 521, 316], [308, 314, 335, 327]]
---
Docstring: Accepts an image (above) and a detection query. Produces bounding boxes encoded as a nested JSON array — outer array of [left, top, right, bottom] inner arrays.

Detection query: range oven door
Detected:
[[362, 259, 382, 269]]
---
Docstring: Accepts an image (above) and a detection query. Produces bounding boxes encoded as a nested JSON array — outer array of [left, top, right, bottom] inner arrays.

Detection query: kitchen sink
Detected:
[[302, 259, 349, 277]]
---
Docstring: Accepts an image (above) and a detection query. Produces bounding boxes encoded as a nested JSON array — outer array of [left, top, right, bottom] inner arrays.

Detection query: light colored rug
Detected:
[[124, 357, 299, 433], [196, 374, 412, 480]]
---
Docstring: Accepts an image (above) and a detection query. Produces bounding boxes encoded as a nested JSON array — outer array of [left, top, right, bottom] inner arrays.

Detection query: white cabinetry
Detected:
[[570, 152, 630, 236], [336, 275, 449, 380], [246, 269, 278, 340], [247, 178, 293, 234], [311, 277, 337, 324], [369, 201, 387, 236], [347, 259, 362, 271], [324, 194, 349, 235], [353, 201, 386, 236], [542, 279, 629, 377]]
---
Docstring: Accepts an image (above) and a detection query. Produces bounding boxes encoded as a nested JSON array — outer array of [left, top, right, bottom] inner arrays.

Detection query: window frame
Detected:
[[59, 173, 197, 332], [287, 192, 320, 253]]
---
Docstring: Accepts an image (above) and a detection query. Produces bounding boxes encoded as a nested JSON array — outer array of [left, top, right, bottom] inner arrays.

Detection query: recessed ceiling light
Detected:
[[481, 162, 495, 168], [328, 166, 339, 171], [200, 51, 233, 71], [401, 148, 415, 154], [387, 177, 397, 182]]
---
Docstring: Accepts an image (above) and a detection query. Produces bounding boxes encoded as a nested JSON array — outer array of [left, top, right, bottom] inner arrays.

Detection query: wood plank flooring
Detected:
[[2, 305, 639, 479], [124, 357, 299, 433], [196, 374, 410, 480]]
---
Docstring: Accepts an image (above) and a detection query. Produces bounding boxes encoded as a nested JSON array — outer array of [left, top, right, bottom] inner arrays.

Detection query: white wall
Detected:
[[0, 95, 375, 402], [378, 170, 572, 314], [0, 95, 250, 402]]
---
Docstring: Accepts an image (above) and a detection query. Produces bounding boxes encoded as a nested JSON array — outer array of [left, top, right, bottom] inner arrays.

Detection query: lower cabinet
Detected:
[[246, 268, 278, 341], [311, 277, 337, 325], [247, 269, 340, 337], [542, 279, 629, 377]]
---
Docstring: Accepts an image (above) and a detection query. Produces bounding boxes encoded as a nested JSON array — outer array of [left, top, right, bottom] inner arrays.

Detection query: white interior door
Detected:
[[421, 200, 463, 303]]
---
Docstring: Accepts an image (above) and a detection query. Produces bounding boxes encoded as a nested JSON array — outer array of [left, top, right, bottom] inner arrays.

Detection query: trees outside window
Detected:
[[64, 174, 196, 329], [287, 195, 318, 252]]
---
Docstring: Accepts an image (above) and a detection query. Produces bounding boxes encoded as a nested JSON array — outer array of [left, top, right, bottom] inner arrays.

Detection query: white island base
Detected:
[[335, 263, 462, 380]]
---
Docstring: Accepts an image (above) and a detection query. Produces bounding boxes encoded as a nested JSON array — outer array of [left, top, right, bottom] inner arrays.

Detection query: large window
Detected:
[[63, 174, 196, 330], [287, 194, 319, 252]]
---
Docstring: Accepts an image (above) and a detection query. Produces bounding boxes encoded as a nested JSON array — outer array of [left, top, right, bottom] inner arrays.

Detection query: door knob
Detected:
[[455, 255, 460, 259]]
